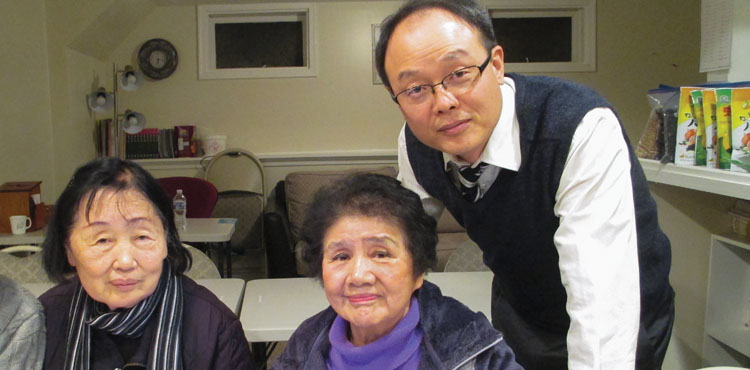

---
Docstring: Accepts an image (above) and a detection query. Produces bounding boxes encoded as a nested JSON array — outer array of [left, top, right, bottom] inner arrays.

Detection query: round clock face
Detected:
[[138, 38, 178, 80]]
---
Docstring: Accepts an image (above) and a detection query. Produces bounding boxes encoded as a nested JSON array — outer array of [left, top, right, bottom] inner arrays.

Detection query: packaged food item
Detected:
[[690, 90, 707, 166], [716, 88, 733, 170], [642, 87, 680, 163], [729, 87, 750, 172], [636, 109, 662, 160], [675, 86, 700, 165], [174, 125, 196, 158], [701, 89, 718, 168]]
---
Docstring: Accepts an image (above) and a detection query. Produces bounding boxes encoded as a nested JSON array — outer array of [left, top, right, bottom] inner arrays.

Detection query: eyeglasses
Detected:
[[391, 54, 492, 106]]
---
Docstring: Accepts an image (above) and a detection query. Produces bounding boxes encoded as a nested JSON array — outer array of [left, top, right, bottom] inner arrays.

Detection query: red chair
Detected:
[[158, 177, 218, 218]]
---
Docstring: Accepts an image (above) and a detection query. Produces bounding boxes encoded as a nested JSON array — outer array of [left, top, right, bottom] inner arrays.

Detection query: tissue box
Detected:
[[0, 181, 41, 233]]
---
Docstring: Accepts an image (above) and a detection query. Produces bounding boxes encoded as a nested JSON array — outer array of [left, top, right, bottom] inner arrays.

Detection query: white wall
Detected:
[[0, 0, 56, 203]]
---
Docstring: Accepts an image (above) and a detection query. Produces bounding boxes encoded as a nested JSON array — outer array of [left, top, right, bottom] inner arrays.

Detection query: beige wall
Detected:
[[4, 0, 706, 200], [0, 0, 55, 203], [106, 0, 708, 159], [111, 2, 405, 155]]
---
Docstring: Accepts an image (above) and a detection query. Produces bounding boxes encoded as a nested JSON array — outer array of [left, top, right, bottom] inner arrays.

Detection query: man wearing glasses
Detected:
[[374, 0, 674, 369]]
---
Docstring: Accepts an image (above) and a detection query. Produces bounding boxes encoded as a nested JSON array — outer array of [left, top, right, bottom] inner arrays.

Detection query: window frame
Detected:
[[485, 0, 595, 73], [197, 3, 318, 80]]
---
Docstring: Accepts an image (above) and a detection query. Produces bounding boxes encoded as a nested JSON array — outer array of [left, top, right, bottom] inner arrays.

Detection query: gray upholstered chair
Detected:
[[183, 243, 221, 279], [204, 149, 266, 277], [0, 245, 51, 283], [444, 240, 490, 272]]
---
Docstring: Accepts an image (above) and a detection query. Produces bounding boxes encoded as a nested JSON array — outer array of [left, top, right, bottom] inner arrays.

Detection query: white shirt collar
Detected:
[[443, 77, 522, 172]]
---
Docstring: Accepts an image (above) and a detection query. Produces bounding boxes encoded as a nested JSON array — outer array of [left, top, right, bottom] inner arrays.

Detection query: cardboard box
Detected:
[[0, 181, 41, 233]]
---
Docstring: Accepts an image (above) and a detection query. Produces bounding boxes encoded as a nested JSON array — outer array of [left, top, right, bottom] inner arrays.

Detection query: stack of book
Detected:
[[126, 129, 160, 159], [125, 128, 177, 159], [95, 119, 124, 158], [96, 123, 190, 159]]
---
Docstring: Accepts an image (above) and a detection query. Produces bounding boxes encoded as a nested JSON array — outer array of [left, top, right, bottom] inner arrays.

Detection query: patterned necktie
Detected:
[[458, 162, 489, 202]]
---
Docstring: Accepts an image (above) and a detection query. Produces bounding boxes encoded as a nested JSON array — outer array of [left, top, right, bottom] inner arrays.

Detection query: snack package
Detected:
[[716, 88, 733, 169], [675, 86, 700, 165], [702, 89, 718, 168], [690, 90, 707, 166], [730, 87, 750, 172], [642, 87, 680, 163]]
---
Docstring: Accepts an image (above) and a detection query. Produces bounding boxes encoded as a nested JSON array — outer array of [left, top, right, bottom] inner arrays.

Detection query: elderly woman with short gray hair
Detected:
[[272, 173, 521, 369]]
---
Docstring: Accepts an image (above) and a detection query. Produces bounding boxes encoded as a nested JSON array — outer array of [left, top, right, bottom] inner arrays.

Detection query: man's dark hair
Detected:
[[42, 157, 192, 282], [300, 173, 437, 279], [375, 0, 497, 91]]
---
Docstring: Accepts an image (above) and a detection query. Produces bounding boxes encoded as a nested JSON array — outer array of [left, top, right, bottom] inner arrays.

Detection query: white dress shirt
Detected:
[[397, 78, 640, 370]]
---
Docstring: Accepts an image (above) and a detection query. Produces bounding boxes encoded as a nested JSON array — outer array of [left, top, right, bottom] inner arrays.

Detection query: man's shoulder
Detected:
[[508, 73, 602, 96]]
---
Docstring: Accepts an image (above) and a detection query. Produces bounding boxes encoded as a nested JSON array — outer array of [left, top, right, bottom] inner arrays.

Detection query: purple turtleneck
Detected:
[[327, 296, 422, 370]]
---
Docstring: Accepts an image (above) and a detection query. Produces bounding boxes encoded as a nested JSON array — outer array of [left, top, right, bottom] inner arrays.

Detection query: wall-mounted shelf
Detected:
[[639, 159, 750, 200]]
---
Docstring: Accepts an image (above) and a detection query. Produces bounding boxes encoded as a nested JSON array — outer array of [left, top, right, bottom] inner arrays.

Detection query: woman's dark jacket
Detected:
[[39, 276, 251, 370], [271, 280, 523, 370]]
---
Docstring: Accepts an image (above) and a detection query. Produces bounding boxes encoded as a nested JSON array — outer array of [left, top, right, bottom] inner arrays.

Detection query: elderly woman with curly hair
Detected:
[[272, 173, 521, 369], [39, 158, 251, 370]]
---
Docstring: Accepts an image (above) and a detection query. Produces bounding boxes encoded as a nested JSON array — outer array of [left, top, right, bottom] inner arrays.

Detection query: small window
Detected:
[[198, 3, 317, 79], [486, 0, 595, 72]]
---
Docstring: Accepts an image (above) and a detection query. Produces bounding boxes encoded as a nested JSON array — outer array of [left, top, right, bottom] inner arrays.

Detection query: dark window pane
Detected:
[[492, 17, 572, 63], [215, 22, 304, 68]]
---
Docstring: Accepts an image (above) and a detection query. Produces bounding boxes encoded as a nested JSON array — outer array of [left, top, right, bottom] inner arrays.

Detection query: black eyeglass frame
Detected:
[[391, 53, 493, 105]]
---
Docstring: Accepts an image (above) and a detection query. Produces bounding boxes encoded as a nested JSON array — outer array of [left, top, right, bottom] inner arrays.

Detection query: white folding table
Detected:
[[22, 278, 245, 315], [0, 228, 46, 246], [1, 218, 237, 277], [239, 271, 494, 343], [179, 218, 237, 277]]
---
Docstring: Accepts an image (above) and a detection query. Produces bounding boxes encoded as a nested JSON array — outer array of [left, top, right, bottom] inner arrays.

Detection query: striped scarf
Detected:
[[64, 260, 183, 370]]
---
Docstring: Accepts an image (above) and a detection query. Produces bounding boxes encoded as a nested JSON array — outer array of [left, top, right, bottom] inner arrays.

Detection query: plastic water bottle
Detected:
[[173, 189, 187, 230]]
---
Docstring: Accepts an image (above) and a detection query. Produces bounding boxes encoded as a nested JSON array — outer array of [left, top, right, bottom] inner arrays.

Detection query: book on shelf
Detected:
[[124, 128, 177, 160], [94, 119, 120, 158], [126, 128, 160, 159]]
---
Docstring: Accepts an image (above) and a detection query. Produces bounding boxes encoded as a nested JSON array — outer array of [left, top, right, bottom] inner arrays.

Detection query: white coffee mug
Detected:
[[10, 215, 32, 235]]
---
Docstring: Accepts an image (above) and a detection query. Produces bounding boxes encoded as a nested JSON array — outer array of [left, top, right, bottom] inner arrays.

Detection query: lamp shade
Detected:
[[86, 87, 114, 112], [119, 66, 144, 91], [121, 110, 146, 134]]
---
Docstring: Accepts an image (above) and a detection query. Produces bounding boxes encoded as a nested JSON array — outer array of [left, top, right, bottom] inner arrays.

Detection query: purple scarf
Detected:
[[327, 297, 422, 370]]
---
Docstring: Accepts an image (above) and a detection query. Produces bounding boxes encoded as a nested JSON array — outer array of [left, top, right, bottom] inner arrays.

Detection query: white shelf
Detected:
[[134, 149, 398, 169], [702, 234, 750, 366], [639, 159, 750, 200]]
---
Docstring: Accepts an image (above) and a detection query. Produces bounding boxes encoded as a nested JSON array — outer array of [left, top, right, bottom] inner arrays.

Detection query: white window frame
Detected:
[[197, 3, 318, 79], [485, 0, 595, 73]]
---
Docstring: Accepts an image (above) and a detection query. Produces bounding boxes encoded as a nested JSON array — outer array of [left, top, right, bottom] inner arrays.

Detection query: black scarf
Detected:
[[64, 260, 183, 370]]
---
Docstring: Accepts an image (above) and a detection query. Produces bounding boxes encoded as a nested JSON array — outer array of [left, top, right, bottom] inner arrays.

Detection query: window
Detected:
[[198, 3, 317, 79], [486, 0, 595, 72]]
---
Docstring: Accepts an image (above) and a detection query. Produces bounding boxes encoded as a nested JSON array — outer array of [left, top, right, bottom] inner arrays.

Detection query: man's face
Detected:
[[384, 8, 505, 163]]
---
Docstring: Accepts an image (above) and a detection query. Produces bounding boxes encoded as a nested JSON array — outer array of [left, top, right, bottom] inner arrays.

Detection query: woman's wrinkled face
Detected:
[[66, 189, 167, 310], [321, 215, 424, 346]]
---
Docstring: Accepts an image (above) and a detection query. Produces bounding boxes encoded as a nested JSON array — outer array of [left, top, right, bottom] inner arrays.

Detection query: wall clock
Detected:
[[138, 38, 178, 80]]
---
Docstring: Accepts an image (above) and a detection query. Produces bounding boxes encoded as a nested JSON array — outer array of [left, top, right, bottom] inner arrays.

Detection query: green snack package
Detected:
[[690, 90, 707, 166], [730, 87, 750, 172], [716, 88, 732, 170], [702, 89, 718, 168]]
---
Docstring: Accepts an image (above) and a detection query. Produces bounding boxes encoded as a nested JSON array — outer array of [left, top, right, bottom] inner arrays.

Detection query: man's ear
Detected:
[[490, 45, 505, 83]]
